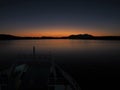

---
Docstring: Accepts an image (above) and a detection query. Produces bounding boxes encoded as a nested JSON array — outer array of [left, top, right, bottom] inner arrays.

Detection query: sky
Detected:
[[0, 0, 120, 37]]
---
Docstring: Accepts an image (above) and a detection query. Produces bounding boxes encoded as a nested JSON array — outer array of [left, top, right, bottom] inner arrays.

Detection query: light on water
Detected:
[[0, 40, 120, 90], [0, 40, 120, 63]]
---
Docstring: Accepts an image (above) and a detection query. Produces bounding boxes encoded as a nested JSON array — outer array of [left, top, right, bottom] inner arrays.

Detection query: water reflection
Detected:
[[0, 40, 120, 63], [0, 40, 120, 90]]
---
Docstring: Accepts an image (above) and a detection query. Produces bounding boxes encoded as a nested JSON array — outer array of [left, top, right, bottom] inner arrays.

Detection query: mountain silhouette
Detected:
[[0, 34, 20, 40], [68, 34, 94, 39], [0, 34, 120, 40]]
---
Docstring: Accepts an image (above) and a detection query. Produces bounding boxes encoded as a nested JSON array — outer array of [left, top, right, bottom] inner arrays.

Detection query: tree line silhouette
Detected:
[[0, 34, 120, 40]]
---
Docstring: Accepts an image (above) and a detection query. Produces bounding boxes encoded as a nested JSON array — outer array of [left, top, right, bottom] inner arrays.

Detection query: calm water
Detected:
[[0, 40, 120, 63], [0, 40, 120, 90]]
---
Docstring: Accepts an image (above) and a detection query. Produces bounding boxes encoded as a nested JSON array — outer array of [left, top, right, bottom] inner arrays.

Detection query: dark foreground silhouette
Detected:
[[0, 34, 120, 40]]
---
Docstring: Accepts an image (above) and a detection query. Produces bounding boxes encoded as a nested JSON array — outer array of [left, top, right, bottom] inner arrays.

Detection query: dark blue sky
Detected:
[[0, 0, 120, 36]]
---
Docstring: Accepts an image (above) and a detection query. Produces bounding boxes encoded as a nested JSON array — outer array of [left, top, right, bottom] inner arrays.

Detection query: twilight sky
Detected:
[[0, 0, 120, 37]]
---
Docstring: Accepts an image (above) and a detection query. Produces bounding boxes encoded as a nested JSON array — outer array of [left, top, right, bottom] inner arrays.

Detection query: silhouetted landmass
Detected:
[[68, 34, 120, 40], [68, 34, 94, 39], [0, 34, 20, 40], [91, 36, 120, 40], [0, 34, 41, 40], [0, 34, 120, 40]]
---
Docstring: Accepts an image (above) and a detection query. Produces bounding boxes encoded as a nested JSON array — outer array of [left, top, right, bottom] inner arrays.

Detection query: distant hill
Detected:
[[0, 34, 120, 40], [68, 34, 94, 39], [68, 34, 120, 40], [0, 34, 40, 40], [0, 34, 20, 40]]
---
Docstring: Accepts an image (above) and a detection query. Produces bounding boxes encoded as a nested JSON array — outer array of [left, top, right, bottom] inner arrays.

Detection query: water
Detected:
[[0, 40, 120, 63], [0, 39, 120, 90]]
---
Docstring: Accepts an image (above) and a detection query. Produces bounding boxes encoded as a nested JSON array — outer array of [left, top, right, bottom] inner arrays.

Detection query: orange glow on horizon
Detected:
[[9, 26, 120, 37]]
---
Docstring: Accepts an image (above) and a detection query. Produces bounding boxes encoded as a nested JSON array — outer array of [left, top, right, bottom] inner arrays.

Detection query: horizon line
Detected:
[[1, 33, 120, 37]]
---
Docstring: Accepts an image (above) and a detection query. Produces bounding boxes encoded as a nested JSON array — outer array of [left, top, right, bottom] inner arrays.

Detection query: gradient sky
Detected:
[[0, 0, 120, 37]]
